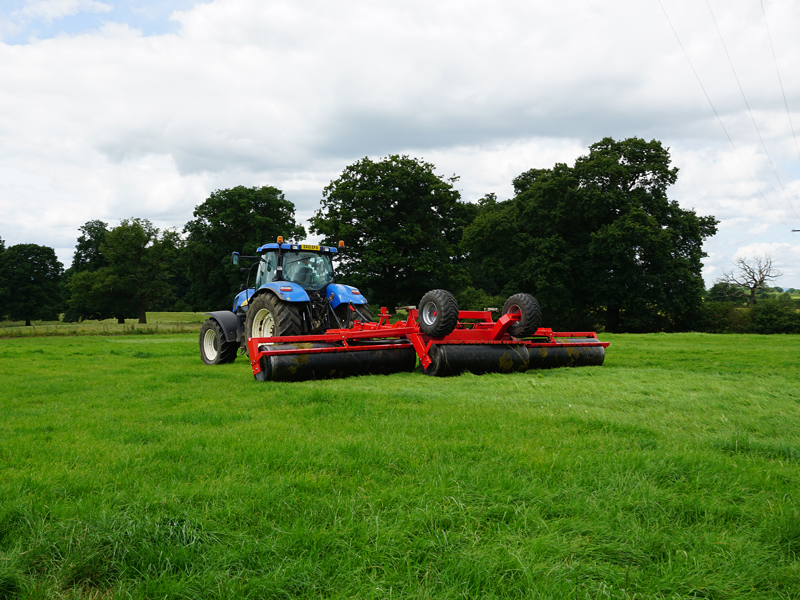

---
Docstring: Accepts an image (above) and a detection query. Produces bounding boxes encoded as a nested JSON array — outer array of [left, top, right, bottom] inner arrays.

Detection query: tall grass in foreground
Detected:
[[0, 333, 798, 599]]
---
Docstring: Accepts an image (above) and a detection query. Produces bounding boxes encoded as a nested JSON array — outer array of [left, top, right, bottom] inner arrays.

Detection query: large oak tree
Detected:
[[184, 186, 305, 310], [62, 220, 131, 323], [0, 243, 64, 325], [463, 138, 718, 332], [310, 155, 477, 308], [66, 218, 181, 324]]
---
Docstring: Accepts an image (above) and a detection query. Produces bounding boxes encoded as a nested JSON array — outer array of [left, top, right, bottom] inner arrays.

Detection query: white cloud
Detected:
[[1, 0, 799, 285], [748, 223, 771, 235]]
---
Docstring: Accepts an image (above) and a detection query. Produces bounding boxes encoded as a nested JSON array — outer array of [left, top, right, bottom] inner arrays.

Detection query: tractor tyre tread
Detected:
[[353, 305, 373, 323], [199, 318, 237, 365], [502, 293, 542, 338], [273, 298, 303, 334], [244, 294, 302, 357], [332, 304, 352, 329], [418, 289, 459, 338]]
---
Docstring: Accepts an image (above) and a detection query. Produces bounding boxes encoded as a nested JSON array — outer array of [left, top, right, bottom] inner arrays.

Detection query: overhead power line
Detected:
[[705, 0, 800, 222], [760, 0, 800, 165], [655, 0, 791, 229]]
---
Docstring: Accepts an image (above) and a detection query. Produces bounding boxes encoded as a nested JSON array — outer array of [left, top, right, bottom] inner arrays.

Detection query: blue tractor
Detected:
[[199, 239, 372, 365]]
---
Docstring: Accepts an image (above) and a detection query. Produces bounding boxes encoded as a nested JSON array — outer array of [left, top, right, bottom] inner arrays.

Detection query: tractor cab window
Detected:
[[282, 251, 334, 290], [255, 251, 278, 288]]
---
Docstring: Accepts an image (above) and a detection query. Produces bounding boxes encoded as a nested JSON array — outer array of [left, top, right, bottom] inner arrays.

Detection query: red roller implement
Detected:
[[247, 307, 609, 382]]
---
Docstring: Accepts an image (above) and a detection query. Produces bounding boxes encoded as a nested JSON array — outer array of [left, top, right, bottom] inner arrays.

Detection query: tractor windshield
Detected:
[[282, 251, 335, 290], [255, 251, 279, 288]]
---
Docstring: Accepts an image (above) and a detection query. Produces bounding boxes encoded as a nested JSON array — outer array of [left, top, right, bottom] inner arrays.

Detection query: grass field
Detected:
[[0, 332, 798, 599]]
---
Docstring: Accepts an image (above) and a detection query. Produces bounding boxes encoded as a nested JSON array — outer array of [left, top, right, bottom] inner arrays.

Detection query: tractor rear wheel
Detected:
[[418, 289, 459, 338], [199, 319, 238, 365], [245, 294, 302, 355], [502, 293, 542, 338]]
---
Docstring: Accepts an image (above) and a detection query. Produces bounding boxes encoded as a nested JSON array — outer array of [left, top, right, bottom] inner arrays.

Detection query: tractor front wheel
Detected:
[[502, 293, 542, 338], [199, 319, 238, 365], [332, 304, 352, 328], [245, 294, 302, 354], [332, 303, 373, 329], [353, 304, 373, 323]]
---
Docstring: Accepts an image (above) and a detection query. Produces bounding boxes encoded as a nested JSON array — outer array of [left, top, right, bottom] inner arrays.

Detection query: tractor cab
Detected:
[[219, 238, 368, 344], [257, 249, 335, 291]]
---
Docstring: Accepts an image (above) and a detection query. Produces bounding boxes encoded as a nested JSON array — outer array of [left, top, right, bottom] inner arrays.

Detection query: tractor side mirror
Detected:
[[231, 252, 239, 265]]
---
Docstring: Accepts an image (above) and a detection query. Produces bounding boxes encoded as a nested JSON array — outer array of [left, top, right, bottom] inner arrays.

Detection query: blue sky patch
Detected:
[[1, 0, 209, 44]]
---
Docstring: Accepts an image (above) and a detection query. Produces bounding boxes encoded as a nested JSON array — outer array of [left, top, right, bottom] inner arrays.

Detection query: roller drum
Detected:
[[422, 344, 531, 377], [528, 340, 606, 369], [256, 342, 417, 382], [422, 341, 605, 376]]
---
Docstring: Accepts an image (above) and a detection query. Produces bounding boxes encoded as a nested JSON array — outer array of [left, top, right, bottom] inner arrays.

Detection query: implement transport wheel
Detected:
[[502, 293, 542, 338], [418, 289, 459, 338], [245, 293, 302, 355], [199, 319, 237, 365]]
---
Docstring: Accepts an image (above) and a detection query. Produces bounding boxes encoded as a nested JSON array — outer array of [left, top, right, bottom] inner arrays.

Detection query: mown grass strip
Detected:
[[0, 312, 207, 338]]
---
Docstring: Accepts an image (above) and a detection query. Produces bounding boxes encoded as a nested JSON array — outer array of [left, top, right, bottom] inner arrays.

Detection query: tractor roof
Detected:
[[256, 242, 339, 254]]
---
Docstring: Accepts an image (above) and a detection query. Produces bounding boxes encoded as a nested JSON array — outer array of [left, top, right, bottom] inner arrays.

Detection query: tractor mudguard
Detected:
[[232, 289, 255, 312], [204, 310, 241, 343], [326, 283, 367, 308], [257, 282, 311, 303]]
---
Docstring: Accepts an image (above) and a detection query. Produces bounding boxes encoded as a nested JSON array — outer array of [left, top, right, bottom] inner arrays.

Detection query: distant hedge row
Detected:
[[700, 296, 800, 334]]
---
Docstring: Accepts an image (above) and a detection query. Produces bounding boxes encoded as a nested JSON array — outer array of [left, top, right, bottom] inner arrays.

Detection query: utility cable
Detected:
[[705, 0, 800, 222], [760, 0, 800, 164], [656, 0, 791, 229], [768, 230, 792, 244]]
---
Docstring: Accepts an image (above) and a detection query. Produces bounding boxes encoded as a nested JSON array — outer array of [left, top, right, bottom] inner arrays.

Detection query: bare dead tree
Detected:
[[716, 255, 783, 306]]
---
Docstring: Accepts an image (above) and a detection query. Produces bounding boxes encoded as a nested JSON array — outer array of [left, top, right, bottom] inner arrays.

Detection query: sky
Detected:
[[1, 0, 799, 288]]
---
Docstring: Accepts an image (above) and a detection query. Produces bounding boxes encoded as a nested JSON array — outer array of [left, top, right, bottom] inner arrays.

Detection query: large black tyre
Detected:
[[199, 319, 238, 365], [418, 289, 459, 338], [502, 293, 542, 338], [331, 304, 373, 329], [332, 304, 352, 329], [352, 304, 373, 323], [245, 293, 302, 354]]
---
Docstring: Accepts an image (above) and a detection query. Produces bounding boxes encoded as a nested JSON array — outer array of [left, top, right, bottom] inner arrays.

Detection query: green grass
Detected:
[[0, 333, 798, 598]]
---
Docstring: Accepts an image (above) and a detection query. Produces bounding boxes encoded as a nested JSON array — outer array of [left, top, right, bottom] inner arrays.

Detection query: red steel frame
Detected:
[[248, 307, 609, 377]]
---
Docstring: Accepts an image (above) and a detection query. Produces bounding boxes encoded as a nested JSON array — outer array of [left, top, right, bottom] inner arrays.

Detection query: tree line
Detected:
[[1, 136, 797, 332]]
